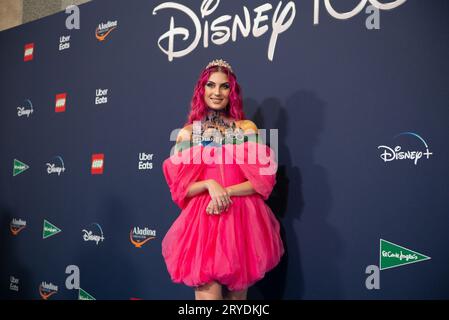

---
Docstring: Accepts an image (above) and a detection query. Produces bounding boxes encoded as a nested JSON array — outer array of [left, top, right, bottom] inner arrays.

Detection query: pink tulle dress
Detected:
[[162, 131, 284, 291]]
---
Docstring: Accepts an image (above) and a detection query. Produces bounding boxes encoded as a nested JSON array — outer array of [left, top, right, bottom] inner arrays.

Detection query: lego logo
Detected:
[[92, 159, 103, 168], [24, 43, 34, 61], [91, 154, 104, 175], [55, 94, 67, 113], [24, 48, 33, 56], [56, 99, 66, 107]]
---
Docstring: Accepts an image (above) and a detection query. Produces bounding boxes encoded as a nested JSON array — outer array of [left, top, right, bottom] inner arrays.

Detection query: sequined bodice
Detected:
[[192, 109, 246, 146], [174, 109, 259, 152]]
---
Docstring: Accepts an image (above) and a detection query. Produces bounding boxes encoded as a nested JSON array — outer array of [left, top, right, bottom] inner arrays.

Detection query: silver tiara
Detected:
[[205, 59, 233, 73]]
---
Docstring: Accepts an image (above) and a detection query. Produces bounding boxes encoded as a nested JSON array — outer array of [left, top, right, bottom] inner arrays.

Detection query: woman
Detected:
[[162, 59, 284, 300]]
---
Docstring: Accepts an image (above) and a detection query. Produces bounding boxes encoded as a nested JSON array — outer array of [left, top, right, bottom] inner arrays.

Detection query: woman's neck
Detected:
[[206, 107, 226, 117], [201, 106, 236, 132], [204, 107, 231, 122]]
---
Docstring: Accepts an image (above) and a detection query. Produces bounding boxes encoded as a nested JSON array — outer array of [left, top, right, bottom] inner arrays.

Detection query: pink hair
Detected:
[[184, 65, 246, 126]]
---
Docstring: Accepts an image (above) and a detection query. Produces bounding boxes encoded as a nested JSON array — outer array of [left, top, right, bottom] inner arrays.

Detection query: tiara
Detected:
[[205, 59, 233, 73]]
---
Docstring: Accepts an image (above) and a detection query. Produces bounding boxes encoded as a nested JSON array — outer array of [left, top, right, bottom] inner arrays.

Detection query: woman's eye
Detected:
[[206, 83, 214, 88], [222, 84, 230, 89]]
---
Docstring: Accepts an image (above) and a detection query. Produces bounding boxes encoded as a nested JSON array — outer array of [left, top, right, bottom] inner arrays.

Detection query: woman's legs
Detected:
[[194, 281, 223, 300], [224, 288, 248, 300], [194, 281, 248, 300]]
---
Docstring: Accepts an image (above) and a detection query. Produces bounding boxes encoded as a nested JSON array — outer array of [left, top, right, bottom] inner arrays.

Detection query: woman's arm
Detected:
[[185, 180, 211, 198], [224, 120, 259, 197], [183, 121, 260, 203], [226, 180, 256, 197], [219, 120, 259, 197], [187, 179, 233, 213]]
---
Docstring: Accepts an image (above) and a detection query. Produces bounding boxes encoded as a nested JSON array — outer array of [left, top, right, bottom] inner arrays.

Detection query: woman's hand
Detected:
[[205, 179, 233, 214], [206, 198, 233, 215], [206, 199, 222, 215]]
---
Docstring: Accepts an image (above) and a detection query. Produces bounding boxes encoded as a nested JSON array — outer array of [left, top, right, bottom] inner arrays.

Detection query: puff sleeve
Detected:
[[232, 140, 278, 200], [162, 145, 204, 209]]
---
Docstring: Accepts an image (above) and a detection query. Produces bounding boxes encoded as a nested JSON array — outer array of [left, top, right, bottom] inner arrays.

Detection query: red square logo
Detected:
[[55, 93, 67, 113], [24, 43, 34, 62], [91, 154, 104, 175]]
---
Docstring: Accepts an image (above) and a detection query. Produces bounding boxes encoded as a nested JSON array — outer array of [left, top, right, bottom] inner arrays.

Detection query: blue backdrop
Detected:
[[1, 0, 448, 299]]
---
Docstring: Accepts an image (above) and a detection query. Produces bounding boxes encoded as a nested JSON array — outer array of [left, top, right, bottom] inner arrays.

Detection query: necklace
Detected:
[[192, 108, 244, 145]]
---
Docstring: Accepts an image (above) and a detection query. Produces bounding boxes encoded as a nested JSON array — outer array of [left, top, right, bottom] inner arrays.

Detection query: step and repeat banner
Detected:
[[0, 0, 448, 299]]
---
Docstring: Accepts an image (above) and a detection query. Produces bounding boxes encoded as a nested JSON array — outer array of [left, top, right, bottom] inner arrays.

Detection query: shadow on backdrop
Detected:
[[244, 90, 343, 299]]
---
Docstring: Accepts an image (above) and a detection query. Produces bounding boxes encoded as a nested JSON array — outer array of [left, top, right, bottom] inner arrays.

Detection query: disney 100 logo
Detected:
[[378, 132, 433, 165], [152, 0, 408, 61]]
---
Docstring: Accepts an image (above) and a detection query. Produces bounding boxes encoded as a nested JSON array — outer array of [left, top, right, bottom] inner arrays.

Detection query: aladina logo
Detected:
[[378, 132, 433, 165], [17, 99, 34, 117], [46, 156, 66, 176], [10, 218, 27, 236], [82, 223, 105, 245], [130, 227, 156, 248], [95, 20, 117, 41], [39, 281, 58, 300]]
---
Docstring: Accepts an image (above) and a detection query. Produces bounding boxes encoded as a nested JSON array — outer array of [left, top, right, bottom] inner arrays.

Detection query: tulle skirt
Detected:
[[161, 192, 284, 291]]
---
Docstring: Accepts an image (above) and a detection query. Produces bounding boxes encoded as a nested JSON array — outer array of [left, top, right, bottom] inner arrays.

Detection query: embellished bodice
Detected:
[[175, 109, 259, 152], [193, 110, 244, 146]]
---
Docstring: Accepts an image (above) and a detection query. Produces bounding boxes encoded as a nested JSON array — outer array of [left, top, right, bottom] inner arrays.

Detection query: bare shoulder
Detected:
[[236, 120, 258, 133], [176, 124, 193, 143]]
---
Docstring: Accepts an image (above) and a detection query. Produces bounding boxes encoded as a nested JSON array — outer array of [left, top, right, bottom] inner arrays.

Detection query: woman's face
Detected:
[[204, 71, 230, 111]]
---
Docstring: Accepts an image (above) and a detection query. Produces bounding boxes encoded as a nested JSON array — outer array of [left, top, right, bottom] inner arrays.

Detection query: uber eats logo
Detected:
[[365, 239, 431, 290]]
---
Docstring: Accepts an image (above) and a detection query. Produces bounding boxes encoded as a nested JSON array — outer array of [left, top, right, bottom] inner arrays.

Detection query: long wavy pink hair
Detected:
[[184, 65, 246, 126]]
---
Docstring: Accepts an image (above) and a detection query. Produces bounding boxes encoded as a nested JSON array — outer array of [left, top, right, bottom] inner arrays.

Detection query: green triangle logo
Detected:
[[79, 288, 96, 300], [13, 159, 29, 176], [380, 239, 431, 270], [43, 219, 61, 239]]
